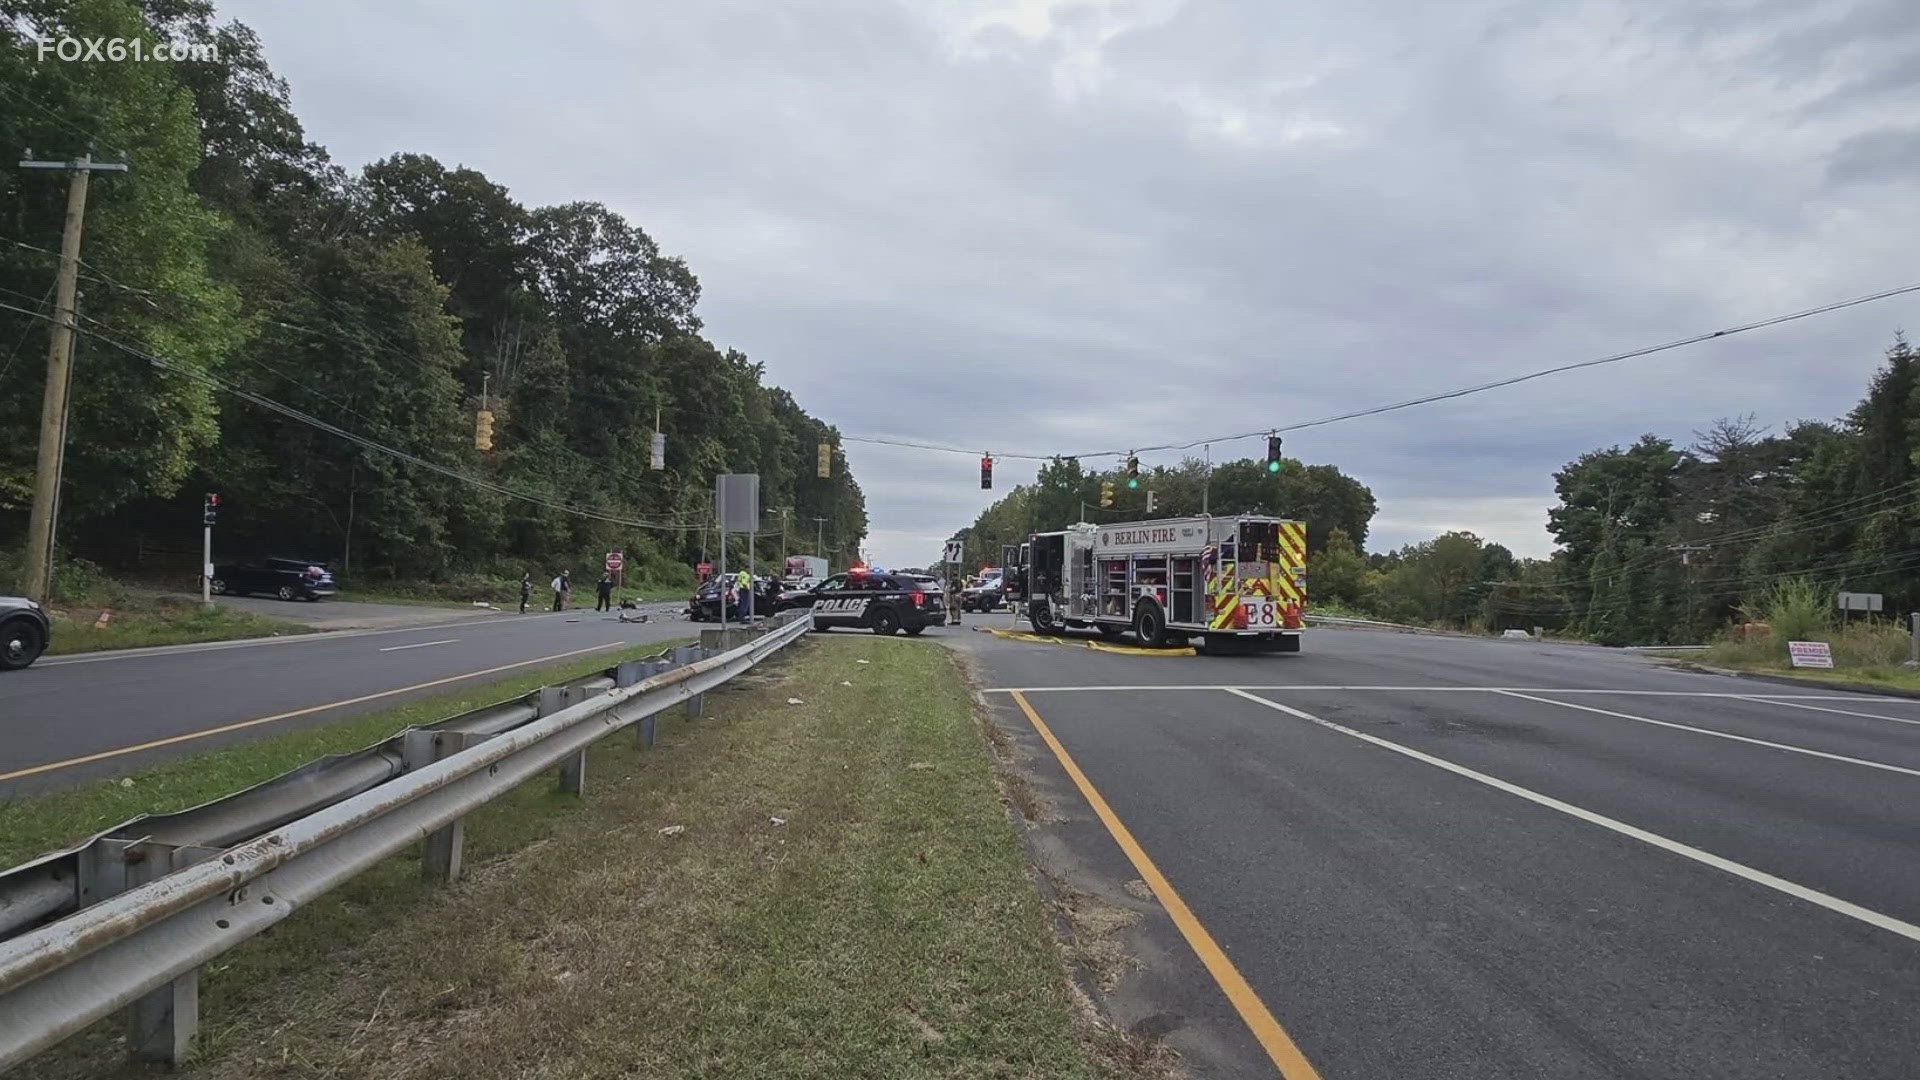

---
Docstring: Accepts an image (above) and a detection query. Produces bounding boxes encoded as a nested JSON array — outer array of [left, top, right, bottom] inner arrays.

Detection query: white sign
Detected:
[[605, 551, 624, 572], [1787, 641, 1834, 669], [1095, 517, 1210, 555], [1837, 592, 1883, 612], [943, 540, 964, 565]]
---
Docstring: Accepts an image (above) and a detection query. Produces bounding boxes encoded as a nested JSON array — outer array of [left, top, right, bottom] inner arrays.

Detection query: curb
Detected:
[[1663, 660, 1920, 700]]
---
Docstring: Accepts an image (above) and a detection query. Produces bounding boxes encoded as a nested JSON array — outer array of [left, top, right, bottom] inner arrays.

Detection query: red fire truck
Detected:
[[1010, 514, 1306, 652]]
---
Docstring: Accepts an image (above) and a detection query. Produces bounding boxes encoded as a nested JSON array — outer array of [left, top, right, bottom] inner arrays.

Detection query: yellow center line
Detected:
[[0, 641, 631, 784], [1009, 690, 1322, 1080]]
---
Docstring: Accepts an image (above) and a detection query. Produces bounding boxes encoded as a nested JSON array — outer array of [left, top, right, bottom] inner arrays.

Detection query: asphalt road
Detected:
[[0, 603, 693, 796], [953, 624, 1920, 1079]]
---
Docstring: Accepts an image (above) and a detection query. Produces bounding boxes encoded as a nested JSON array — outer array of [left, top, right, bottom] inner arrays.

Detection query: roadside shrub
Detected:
[[1742, 577, 1829, 651]]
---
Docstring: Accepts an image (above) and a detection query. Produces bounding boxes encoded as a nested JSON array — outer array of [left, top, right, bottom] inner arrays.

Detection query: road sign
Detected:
[[716, 474, 760, 532], [696, 561, 713, 580], [606, 551, 624, 573], [1837, 592, 1883, 612], [944, 539, 963, 566], [1788, 641, 1834, 669]]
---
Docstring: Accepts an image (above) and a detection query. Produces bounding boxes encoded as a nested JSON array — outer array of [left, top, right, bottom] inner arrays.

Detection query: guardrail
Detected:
[[0, 613, 810, 1071]]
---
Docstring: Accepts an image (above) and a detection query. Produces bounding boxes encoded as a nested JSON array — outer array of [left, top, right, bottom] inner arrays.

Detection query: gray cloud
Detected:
[[226, 0, 1920, 565]]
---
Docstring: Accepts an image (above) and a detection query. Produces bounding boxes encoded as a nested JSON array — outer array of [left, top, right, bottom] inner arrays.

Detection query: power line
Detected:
[[0, 298, 716, 533], [843, 280, 1920, 463]]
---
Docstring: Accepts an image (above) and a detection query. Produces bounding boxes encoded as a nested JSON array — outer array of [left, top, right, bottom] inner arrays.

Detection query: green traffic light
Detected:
[[1127, 478, 1139, 489], [1267, 460, 1281, 473]]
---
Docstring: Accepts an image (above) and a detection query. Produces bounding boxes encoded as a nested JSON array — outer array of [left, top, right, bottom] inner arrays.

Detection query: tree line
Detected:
[[0, 0, 866, 593], [960, 453, 1379, 566], [961, 339, 1919, 648], [1309, 339, 1920, 644]]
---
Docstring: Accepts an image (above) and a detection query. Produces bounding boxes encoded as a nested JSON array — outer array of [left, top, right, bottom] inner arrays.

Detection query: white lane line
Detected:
[[1736, 696, 1920, 728], [1223, 688, 1920, 946], [1495, 691, 1920, 779], [984, 685, 1912, 701], [378, 638, 460, 652]]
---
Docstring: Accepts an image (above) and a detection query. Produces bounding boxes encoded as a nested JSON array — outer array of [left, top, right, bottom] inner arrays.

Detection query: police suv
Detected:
[[800, 571, 945, 635]]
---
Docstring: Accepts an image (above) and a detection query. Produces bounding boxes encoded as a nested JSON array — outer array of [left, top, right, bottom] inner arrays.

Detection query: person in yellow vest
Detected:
[[736, 567, 754, 620]]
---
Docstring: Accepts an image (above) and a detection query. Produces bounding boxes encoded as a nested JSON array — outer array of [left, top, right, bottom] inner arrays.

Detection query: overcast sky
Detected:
[[224, 0, 1919, 567]]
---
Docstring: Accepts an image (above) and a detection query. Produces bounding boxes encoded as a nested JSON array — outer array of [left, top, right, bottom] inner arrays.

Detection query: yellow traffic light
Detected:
[[817, 441, 832, 478], [474, 409, 495, 451], [1100, 479, 1114, 507]]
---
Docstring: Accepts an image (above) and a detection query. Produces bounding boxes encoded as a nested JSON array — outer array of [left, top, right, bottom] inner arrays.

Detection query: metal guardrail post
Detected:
[[403, 729, 492, 884], [539, 686, 589, 795], [679, 645, 709, 717], [122, 840, 211, 1064]]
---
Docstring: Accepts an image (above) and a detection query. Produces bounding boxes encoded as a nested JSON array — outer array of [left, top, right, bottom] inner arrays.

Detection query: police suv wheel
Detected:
[[209, 577, 228, 595], [872, 609, 901, 636], [277, 585, 296, 601], [1, 620, 43, 670]]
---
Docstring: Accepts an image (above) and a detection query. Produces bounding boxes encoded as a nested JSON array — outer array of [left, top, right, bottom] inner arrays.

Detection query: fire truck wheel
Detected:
[[1132, 601, 1168, 648], [1028, 601, 1059, 635]]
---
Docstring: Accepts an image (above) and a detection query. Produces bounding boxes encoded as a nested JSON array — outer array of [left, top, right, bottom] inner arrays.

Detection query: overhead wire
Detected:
[[0, 298, 716, 532]]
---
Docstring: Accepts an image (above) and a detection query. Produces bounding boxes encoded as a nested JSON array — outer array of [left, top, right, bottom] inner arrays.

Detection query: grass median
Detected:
[[42, 592, 315, 656], [17, 635, 1159, 1080]]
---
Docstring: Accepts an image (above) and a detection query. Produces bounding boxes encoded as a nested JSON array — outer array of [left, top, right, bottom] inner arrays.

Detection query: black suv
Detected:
[[211, 558, 337, 601], [801, 572, 944, 635], [0, 596, 52, 670]]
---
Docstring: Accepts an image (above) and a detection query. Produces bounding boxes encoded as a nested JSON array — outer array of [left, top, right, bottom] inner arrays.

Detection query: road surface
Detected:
[[0, 604, 691, 796], [951, 624, 1920, 1079]]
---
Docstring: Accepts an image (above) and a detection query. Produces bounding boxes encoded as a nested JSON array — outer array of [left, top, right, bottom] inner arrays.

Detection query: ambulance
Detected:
[[1015, 514, 1306, 652]]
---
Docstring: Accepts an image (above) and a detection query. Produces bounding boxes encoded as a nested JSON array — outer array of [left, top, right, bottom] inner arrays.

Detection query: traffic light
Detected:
[[649, 431, 666, 470], [474, 409, 495, 451], [980, 455, 994, 490], [1100, 479, 1114, 508], [202, 493, 219, 527], [1125, 454, 1140, 489], [1266, 434, 1283, 474], [817, 441, 832, 479]]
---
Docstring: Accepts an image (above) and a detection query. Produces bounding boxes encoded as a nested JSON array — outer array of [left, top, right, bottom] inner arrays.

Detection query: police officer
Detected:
[[736, 567, 755, 620]]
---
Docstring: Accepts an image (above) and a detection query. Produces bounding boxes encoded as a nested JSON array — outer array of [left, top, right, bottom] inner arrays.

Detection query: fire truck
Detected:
[[1008, 514, 1306, 652]]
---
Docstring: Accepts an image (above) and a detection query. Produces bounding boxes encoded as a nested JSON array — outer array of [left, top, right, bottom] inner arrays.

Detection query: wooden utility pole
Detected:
[[18, 151, 128, 602]]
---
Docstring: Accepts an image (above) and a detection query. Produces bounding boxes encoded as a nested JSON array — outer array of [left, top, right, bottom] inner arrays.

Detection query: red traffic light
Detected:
[[205, 493, 219, 506], [980, 455, 994, 490]]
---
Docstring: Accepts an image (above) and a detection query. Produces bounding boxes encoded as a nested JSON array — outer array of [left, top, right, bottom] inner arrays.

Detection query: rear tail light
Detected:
[[911, 593, 925, 607]]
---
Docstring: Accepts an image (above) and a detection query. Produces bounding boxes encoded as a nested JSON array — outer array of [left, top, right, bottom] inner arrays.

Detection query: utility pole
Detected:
[[18, 151, 128, 602], [1202, 443, 1211, 517], [813, 516, 827, 561]]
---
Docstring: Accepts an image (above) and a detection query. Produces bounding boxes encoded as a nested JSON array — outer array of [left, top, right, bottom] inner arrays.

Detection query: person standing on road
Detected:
[[519, 573, 532, 615], [736, 567, 754, 620], [596, 573, 614, 612], [551, 570, 571, 612]]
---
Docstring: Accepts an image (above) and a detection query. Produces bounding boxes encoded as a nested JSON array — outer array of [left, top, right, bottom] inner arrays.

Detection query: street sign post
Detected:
[[606, 551, 624, 588]]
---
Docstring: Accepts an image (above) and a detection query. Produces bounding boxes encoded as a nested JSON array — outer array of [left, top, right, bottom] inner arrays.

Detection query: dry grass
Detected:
[[18, 636, 1159, 1080], [1680, 620, 1920, 690]]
